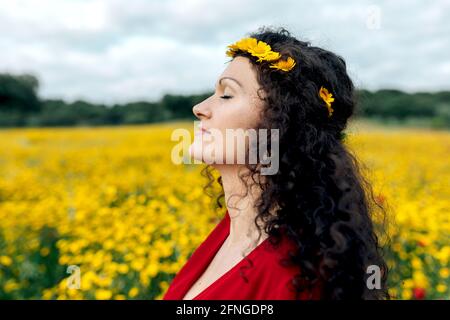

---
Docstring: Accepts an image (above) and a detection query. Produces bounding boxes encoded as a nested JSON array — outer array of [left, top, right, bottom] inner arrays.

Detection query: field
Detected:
[[0, 121, 448, 300]]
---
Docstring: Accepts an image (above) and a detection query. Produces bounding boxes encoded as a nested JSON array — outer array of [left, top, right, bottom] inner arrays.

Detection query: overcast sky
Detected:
[[0, 0, 449, 104]]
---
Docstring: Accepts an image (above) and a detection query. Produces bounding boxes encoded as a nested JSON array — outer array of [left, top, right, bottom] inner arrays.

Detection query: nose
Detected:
[[192, 98, 211, 120]]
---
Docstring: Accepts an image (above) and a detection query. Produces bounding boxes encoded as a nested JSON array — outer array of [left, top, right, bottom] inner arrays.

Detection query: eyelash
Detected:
[[220, 95, 233, 100]]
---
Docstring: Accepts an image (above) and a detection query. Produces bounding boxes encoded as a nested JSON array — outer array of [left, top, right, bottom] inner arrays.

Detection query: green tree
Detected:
[[0, 73, 41, 126], [0, 73, 41, 112]]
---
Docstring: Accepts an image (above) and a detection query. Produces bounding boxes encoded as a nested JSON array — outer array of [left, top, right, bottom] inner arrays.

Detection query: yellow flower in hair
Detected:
[[226, 38, 256, 57], [256, 50, 281, 62], [248, 40, 272, 59], [319, 86, 335, 117], [269, 57, 296, 72], [236, 37, 258, 51]]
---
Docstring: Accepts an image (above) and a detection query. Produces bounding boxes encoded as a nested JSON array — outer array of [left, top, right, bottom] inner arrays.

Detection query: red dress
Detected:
[[163, 210, 322, 300]]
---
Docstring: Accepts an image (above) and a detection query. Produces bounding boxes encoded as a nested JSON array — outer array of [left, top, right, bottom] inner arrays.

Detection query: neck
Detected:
[[215, 164, 267, 249]]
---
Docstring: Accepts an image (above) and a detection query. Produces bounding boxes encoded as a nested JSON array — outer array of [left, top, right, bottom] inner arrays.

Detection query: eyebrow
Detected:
[[216, 76, 244, 89]]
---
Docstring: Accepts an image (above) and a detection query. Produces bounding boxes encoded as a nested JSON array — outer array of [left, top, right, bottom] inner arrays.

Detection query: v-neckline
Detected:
[[184, 211, 270, 300]]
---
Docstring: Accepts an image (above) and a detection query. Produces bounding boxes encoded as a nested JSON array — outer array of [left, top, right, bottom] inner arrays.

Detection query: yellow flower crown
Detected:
[[226, 37, 335, 117], [226, 37, 296, 72]]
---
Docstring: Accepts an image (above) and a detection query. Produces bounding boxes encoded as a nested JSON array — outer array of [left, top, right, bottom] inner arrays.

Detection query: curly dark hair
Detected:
[[201, 26, 390, 300]]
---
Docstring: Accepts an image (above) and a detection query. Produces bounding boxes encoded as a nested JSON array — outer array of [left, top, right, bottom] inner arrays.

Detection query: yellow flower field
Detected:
[[0, 121, 448, 300]]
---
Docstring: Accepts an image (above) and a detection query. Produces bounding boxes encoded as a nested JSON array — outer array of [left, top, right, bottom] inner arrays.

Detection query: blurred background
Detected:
[[0, 0, 448, 300]]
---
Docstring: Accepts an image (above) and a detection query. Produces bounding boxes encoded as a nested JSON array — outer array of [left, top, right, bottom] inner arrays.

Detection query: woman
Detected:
[[163, 26, 389, 300]]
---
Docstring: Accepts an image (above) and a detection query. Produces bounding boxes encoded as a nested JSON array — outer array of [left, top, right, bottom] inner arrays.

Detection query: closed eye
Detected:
[[220, 95, 233, 99]]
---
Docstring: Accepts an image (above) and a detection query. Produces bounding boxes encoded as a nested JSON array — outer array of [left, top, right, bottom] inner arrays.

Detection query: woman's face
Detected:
[[190, 56, 265, 165]]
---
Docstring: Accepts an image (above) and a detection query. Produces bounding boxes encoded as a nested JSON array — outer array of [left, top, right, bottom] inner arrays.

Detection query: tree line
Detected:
[[1, 73, 449, 128]]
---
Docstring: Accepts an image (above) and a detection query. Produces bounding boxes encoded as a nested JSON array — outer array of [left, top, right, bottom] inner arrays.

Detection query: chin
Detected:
[[189, 140, 216, 164]]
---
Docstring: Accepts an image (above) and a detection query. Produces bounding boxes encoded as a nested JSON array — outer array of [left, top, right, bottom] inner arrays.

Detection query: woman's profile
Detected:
[[163, 26, 389, 300]]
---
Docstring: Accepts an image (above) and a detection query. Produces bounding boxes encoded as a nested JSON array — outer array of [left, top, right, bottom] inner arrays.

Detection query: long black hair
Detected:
[[201, 26, 389, 300]]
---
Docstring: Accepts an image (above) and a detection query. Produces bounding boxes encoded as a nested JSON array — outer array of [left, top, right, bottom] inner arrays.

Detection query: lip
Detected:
[[197, 123, 211, 135], [195, 129, 210, 137]]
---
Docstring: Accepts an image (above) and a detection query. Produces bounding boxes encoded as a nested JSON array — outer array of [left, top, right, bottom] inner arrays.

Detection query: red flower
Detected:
[[413, 287, 426, 300]]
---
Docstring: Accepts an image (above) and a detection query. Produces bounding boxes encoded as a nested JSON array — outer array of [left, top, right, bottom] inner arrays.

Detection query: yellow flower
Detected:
[[235, 37, 258, 51], [40, 247, 50, 257], [411, 257, 422, 269], [402, 279, 414, 289], [319, 86, 335, 117], [256, 50, 281, 62], [95, 289, 112, 300], [269, 56, 296, 72], [401, 289, 413, 300], [226, 37, 257, 57], [439, 268, 449, 278], [129, 287, 139, 298], [0, 255, 13, 266], [436, 284, 447, 293], [247, 40, 272, 59], [412, 271, 429, 288], [117, 263, 129, 274], [3, 280, 19, 293]]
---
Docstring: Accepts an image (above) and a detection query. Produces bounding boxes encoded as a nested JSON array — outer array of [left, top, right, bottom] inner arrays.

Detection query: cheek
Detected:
[[218, 97, 261, 130], [219, 98, 263, 163]]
